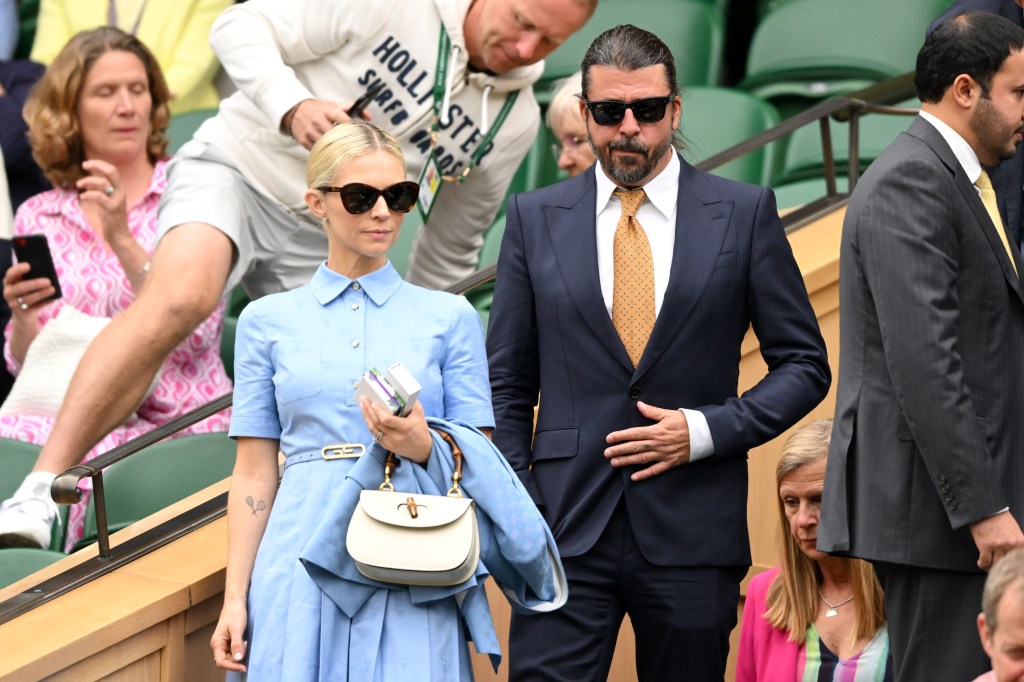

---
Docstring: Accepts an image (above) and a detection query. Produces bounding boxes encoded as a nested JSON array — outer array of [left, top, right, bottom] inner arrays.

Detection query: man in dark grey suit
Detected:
[[820, 13, 1024, 681], [930, 0, 1024, 252]]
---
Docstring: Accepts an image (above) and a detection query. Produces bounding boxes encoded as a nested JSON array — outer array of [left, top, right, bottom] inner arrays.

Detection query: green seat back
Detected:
[[220, 316, 237, 382], [539, 0, 724, 95], [389, 208, 423, 278], [78, 433, 236, 549], [14, 0, 40, 59], [0, 438, 43, 501], [167, 108, 219, 154], [771, 176, 849, 211], [477, 214, 506, 271], [0, 438, 66, 551], [741, 0, 946, 115], [680, 86, 780, 185], [0, 548, 66, 588], [777, 101, 916, 184]]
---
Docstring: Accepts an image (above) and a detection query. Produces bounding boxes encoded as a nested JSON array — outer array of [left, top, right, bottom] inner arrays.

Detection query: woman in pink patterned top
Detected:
[[0, 27, 231, 552]]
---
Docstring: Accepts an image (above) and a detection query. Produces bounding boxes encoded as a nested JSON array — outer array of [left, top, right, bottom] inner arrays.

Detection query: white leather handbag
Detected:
[[346, 430, 480, 587]]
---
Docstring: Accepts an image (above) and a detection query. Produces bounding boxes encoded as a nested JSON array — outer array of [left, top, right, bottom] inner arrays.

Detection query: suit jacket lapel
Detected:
[[912, 119, 1024, 307], [635, 157, 732, 379], [546, 168, 635, 372]]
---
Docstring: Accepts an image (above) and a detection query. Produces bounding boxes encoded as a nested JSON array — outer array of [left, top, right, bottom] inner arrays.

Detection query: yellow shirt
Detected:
[[29, 0, 232, 114]]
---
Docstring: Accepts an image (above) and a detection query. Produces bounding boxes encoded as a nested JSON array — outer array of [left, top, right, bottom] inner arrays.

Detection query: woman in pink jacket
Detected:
[[737, 419, 891, 681]]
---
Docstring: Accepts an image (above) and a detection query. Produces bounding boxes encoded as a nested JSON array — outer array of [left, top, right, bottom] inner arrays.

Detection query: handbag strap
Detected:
[[378, 428, 464, 498]]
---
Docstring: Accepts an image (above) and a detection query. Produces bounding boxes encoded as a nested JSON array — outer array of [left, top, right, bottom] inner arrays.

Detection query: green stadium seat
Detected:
[[477, 213, 506, 271], [225, 285, 250, 319], [14, 0, 40, 59], [771, 176, 849, 211], [539, 0, 724, 100], [220, 316, 237, 382], [389, 208, 423, 277], [166, 108, 218, 155], [741, 0, 947, 117], [0, 438, 66, 552], [680, 86, 780, 185], [0, 548, 66, 588], [76, 432, 236, 550], [776, 101, 917, 185]]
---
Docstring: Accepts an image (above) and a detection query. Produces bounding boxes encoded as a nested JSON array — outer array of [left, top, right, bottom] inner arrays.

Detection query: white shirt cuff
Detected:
[[679, 408, 715, 462]]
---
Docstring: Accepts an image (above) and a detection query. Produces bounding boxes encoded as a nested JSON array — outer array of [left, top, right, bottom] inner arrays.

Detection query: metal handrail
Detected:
[[4, 71, 920, 623]]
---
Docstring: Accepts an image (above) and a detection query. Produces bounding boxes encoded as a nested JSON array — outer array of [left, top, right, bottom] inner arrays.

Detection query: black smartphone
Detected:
[[12, 234, 62, 301], [346, 81, 386, 118]]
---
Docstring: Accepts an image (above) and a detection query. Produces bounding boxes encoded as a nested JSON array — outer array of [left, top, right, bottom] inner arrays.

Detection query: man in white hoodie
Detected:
[[0, 0, 594, 549]]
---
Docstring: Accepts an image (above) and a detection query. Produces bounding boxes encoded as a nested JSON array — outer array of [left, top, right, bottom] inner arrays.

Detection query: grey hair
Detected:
[[983, 547, 1024, 633]]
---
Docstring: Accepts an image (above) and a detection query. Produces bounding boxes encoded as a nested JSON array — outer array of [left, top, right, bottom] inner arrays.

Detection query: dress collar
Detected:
[[309, 260, 403, 306]]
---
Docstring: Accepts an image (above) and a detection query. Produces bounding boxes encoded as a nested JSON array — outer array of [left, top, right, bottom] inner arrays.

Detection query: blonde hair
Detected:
[[545, 71, 583, 131], [763, 419, 886, 644], [23, 27, 170, 188], [306, 119, 405, 190]]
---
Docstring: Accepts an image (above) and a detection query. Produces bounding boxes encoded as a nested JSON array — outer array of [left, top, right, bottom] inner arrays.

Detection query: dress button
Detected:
[[352, 303, 359, 311], [629, 386, 640, 399], [352, 282, 362, 291], [351, 340, 360, 348]]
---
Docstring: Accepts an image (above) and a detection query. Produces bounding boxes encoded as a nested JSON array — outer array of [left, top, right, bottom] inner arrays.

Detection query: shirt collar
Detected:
[[918, 110, 983, 183], [309, 260, 403, 306], [595, 150, 680, 219]]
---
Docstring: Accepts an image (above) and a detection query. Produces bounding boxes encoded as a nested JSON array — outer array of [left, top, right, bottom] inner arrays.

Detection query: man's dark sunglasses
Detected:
[[584, 96, 673, 126], [316, 181, 420, 214]]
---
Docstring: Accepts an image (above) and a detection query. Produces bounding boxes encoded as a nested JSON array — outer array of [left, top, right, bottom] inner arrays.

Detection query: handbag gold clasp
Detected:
[[322, 443, 366, 460], [379, 455, 395, 492], [405, 496, 419, 518]]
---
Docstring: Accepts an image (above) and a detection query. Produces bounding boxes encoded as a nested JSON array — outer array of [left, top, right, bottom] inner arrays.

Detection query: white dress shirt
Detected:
[[593, 153, 715, 460]]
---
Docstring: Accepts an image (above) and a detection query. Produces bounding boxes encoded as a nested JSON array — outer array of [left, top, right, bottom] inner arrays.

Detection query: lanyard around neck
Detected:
[[429, 27, 519, 184]]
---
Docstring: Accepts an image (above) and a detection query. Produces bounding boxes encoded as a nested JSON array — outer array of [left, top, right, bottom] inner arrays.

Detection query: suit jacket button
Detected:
[[938, 475, 948, 485], [945, 493, 954, 502], [629, 387, 640, 399], [949, 500, 958, 510], [941, 483, 951, 494]]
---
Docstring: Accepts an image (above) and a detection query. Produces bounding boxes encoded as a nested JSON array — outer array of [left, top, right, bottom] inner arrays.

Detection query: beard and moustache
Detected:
[[587, 128, 674, 187]]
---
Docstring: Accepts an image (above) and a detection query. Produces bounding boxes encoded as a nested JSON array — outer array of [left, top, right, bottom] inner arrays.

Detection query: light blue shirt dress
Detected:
[[228, 261, 495, 681]]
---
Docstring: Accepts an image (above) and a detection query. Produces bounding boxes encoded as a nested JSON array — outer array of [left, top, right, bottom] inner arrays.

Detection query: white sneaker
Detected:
[[0, 475, 58, 549]]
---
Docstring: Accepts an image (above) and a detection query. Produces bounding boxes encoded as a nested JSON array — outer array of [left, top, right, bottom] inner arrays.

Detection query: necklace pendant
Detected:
[[825, 607, 839, 618]]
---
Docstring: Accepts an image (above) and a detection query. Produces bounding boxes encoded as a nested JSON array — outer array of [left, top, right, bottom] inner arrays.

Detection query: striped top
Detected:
[[800, 624, 892, 682]]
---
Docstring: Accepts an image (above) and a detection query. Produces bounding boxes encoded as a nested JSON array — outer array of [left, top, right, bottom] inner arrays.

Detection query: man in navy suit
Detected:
[[487, 24, 831, 681], [930, 0, 1024, 251]]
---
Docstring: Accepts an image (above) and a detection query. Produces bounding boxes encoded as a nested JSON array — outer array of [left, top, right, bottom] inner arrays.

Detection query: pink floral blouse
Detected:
[[1, 159, 232, 550]]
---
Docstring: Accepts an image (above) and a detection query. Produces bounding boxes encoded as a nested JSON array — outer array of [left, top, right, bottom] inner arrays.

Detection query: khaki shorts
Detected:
[[157, 140, 328, 299]]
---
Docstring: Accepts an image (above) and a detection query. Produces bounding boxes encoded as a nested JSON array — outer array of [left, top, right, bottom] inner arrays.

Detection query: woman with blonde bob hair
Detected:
[[211, 120, 563, 680], [0, 26, 230, 552], [737, 419, 892, 680]]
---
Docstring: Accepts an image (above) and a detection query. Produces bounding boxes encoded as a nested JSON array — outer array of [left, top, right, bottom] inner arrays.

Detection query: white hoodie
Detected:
[[200, 0, 542, 288]]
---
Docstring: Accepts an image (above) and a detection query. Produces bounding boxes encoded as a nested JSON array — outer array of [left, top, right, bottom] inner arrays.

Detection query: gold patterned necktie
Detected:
[[975, 170, 1018, 276], [611, 188, 655, 367]]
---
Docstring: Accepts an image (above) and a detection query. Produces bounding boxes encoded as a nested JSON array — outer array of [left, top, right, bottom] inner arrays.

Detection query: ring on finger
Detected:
[[104, 184, 115, 196], [374, 430, 384, 443], [16, 296, 27, 311]]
